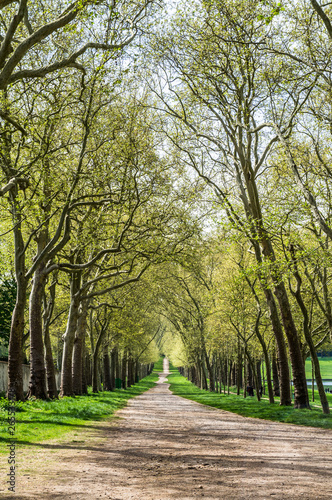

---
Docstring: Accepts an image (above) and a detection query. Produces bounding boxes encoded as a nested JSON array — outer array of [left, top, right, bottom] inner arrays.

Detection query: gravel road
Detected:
[[3, 359, 332, 499]]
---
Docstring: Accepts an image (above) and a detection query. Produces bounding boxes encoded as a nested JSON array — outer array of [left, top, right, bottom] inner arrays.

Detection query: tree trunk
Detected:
[[103, 347, 112, 391], [273, 281, 309, 408], [82, 336, 88, 394], [7, 276, 26, 401], [218, 356, 224, 393], [312, 361, 315, 403], [249, 197, 308, 407], [245, 355, 260, 401], [243, 174, 293, 405], [72, 300, 89, 395], [134, 360, 139, 383], [192, 366, 198, 385], [263, 288, 291, 405], [72, 335, 83, 395], [109, 346, 116, 388], [228, 359, 231, 395], [289, 256, 329, 413], [232, 361, 236, 386], [7, 203, 26, 401], [60, 273, 81, 397], [247, 360, 253, 387], [121, 350, 127, 389], [200, 356, 208, 390], [131, 358, 137, 385], [115, 348, 121, 388], [92, 348, 99, 393], [205, 351, 215, 391], [110, 347, 116, 389], [237, 344, 242, 396], [272, 350, 280, 397], [92, 324, 107, 393], [127, 354, 135, 387], [127, 354, 132, 387], [43, 281, 58, 399], [240, 166, 292, 405], [256, 360, 262, 397], [254, 324, 274, 403], [195, 360, 201, 388], [85, 352, 92, 387], [44, 320, 58, 399], [27, 246, 48, 399]]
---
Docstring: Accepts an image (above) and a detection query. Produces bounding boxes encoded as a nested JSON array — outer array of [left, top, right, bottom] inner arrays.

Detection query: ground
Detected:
[[1, 360, 332, 499]]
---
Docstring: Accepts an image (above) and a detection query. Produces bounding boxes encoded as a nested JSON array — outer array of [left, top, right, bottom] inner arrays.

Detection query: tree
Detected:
[[264, 0, 332, 243], [0, 276, 16, 349], [0, 0, 157, 197], [1, 0, 159, 400], [149, 0, 309, 406]]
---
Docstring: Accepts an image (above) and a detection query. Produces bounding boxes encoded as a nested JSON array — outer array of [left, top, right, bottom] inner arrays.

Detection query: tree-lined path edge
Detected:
[[2, 358, 332, 500]]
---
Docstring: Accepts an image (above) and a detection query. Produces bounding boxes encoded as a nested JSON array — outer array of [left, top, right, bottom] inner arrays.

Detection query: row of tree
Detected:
[[1, 0, 332, 415], [0, 0, 196, 400], [147, 0, 332, 414]]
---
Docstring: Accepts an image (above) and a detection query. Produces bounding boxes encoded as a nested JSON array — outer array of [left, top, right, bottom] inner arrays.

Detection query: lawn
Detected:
[[153, 358, 164, 371], [305, 357, 332, 379], [0, 369, 159, 455], [167, 365, 332, 429]]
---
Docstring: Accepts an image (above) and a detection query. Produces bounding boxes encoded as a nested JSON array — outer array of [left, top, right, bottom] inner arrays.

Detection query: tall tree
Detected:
[[149, 0, 308, 405]]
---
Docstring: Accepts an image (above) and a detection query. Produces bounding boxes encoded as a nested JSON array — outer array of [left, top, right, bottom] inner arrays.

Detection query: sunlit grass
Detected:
[[0, 370, 159, 453], [305, 357, 332, 379], [167, 367, 332, 429], [152, 358, 164, 371]]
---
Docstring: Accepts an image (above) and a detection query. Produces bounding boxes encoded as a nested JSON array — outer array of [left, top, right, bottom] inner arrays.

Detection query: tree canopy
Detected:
[[1, 0, 332, 415]]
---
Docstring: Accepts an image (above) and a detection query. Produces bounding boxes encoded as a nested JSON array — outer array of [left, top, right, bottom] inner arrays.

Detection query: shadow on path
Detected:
[[3, 359, 332, 500]]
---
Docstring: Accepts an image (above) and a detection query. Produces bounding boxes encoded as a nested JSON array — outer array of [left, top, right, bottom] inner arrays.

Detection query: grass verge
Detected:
[[167, 367, 332, 429], [0, 370, 159, 454], [152, 358, 164, 372]]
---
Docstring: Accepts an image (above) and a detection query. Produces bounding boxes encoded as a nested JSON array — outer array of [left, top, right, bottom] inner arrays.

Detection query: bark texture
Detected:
[[28, 257, 48, 399], [60, 273, 81, 397]]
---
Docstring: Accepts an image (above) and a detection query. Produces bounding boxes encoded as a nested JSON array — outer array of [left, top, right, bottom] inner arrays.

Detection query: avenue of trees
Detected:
[[1, 0, 332, 415]]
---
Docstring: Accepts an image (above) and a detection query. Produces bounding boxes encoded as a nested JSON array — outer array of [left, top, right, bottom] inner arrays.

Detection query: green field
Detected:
[[167, 365, 332, 429], [0, 370, 159, 455], [305, 357, 332, 379]]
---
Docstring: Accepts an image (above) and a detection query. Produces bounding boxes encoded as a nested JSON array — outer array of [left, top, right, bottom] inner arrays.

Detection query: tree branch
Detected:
[[81, 264, 150, 300], [310, 0, 332, 39]]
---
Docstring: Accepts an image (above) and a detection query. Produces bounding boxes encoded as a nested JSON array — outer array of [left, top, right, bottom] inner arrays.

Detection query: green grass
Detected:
[[152, 357, 164, 372], [0, 370, 159, 454], [167, 366, 332, 429], [305, 357, 332, 379]]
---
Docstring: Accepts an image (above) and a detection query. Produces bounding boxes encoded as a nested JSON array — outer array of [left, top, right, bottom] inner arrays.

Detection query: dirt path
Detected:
[[2, 359, 332, 499]]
